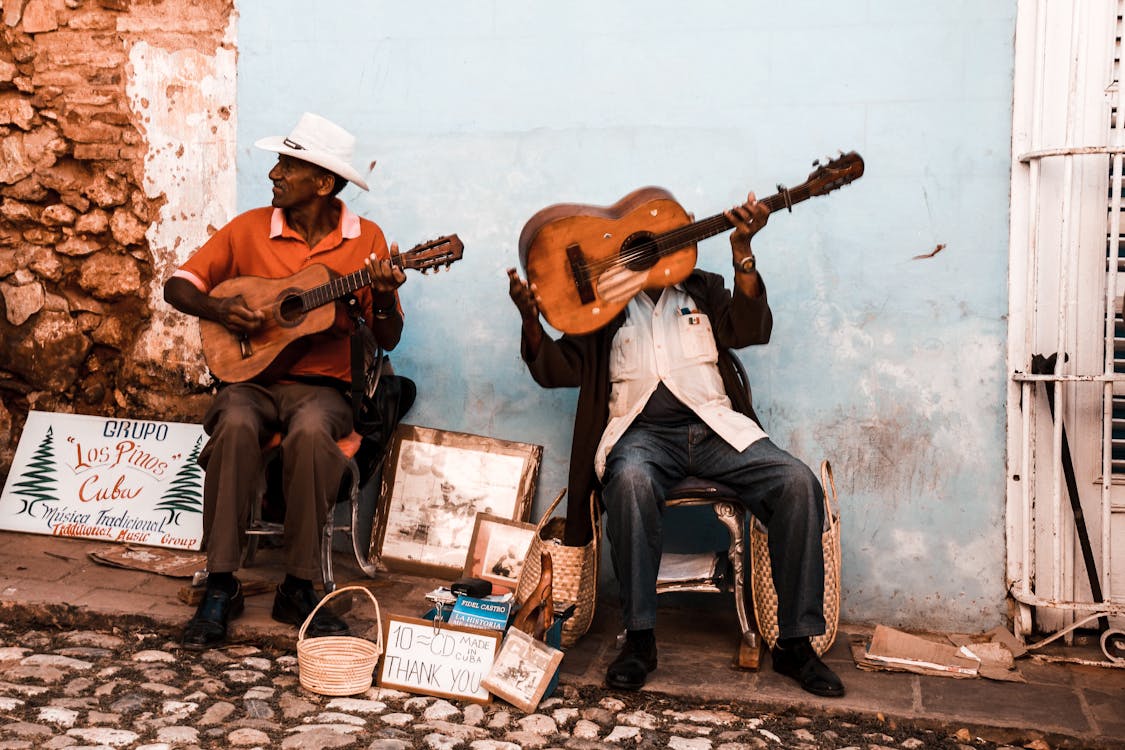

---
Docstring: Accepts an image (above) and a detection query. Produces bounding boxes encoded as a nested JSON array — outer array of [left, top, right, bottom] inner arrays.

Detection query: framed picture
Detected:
[[370, 424, 542, 579], [480, 627, 564, 713], [464, 514, 537, 595]]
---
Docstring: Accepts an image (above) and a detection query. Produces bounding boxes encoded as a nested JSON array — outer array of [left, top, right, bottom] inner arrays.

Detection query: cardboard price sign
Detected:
[[379, 614, 501, 703]]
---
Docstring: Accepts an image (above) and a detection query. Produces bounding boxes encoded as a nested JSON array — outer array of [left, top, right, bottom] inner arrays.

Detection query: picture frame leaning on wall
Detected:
[[463, 513, 537, 595], [369, 424, 542, 579]]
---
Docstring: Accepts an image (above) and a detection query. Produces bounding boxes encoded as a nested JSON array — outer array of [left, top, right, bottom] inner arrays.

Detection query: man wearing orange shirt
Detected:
[[165, 113, 405, 649]]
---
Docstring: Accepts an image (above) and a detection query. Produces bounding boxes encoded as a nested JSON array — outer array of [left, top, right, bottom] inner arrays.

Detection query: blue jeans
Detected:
[[601, 420, 826, 639]]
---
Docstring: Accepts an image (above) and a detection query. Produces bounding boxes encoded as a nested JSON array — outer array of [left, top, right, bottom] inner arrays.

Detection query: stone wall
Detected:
[[0, 0, 235, 483]]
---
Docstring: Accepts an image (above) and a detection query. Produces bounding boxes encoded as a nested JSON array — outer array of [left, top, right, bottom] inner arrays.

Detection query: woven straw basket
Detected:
[[749, 459, 841, 655], [297, 585, 383, 696], [516, 489, 599, 648]]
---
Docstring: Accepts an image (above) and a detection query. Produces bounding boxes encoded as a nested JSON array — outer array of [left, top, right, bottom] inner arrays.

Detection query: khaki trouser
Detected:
[[198, 382, 353, 581]]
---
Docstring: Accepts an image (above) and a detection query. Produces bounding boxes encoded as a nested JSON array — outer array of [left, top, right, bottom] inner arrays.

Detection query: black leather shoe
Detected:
[[771, 637, 846, 697], [182, 580, 244, 650], [605, 637, 658, 691], [271, 584, 348, 637]]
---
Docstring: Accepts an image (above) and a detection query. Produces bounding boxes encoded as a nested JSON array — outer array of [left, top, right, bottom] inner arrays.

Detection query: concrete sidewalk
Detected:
[[0, 530, 1121, 750]]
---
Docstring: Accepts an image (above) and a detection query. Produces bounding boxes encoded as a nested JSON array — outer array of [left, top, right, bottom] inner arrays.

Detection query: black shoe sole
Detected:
[[605, 673, 648, 691]]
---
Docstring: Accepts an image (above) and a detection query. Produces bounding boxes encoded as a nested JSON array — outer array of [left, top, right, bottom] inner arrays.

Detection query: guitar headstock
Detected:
[[805, 151, 865, 197], [398, 234, 464, 273]]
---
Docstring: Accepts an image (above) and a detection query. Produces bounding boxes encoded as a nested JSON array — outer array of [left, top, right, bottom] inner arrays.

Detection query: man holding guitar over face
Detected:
[[165, 113, 406, 649], [507, 191, 845, 697]]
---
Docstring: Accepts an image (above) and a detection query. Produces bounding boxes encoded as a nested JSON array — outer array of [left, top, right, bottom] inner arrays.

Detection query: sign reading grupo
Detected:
[[0, 410, 206, 550]]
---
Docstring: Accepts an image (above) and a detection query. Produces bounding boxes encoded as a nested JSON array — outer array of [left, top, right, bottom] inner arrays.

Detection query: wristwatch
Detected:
[[734, 254, 756, 274]]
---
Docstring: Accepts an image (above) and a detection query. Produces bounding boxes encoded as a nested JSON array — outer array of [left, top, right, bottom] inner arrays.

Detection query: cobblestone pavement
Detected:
[[0, 622, 1079, 750]]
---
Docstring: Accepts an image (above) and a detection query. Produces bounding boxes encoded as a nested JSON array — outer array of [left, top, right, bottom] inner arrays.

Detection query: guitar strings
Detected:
[[578, 188, 802, 277], [579, 214, 733, 276]]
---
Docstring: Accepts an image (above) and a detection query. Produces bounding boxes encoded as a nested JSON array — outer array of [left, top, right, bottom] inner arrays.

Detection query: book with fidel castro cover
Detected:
[[446, 594, 512, 630]]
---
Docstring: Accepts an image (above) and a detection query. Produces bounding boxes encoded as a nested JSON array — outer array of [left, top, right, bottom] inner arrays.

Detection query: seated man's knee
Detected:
[[282, 423, 339, 459], [209, 411, 261, 446], [777, 461, 824, 524], [604, 456, 661, 497]]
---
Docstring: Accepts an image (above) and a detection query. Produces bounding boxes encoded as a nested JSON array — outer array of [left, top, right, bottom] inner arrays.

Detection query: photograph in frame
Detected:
[[481, 626, 563, 713], [463, 513, 537, 595], [370, 424, 542, 579]]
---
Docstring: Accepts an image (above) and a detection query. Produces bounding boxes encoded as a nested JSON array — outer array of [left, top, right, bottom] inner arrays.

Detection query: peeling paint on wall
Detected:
[[126, 37, 238, 388]]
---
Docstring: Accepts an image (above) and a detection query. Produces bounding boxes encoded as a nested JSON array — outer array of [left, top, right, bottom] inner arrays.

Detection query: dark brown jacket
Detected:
[[521, 269, 773, 544]]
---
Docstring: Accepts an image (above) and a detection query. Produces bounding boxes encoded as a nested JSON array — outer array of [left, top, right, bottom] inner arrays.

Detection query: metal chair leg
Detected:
[[712, 501, 762, 670]]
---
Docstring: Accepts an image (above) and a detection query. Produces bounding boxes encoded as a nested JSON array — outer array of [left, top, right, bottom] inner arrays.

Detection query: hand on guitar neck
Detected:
[[366, 243, 407, 312], [364, 244, 407, 350], [725, 191, 769, 300]]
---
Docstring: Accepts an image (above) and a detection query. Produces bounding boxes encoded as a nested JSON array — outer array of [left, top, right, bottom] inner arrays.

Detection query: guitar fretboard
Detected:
[[651, 184, 817, 257], [299, 267, 373, 311]]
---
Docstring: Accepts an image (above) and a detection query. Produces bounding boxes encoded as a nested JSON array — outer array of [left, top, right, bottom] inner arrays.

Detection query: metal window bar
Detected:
[[1010, 0, 1125, 663]]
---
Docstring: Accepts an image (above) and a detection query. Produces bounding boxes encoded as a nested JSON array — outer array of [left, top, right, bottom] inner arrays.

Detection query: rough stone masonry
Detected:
[[0, 0, 236, 482]]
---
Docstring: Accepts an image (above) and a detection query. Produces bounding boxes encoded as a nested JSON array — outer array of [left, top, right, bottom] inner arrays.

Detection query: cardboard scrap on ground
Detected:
[[87, 545, 285, 608], [851, 624, 1025, 682], [88, 545, 206, 578]]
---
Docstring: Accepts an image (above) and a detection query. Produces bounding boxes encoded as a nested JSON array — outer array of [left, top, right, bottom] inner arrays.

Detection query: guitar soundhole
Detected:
[[620, 231, 658, 272], [276, 290, 305, 328]]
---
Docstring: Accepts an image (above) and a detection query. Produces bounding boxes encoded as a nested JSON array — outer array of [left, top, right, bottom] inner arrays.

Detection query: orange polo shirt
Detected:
[[174, 201, 394, 383]]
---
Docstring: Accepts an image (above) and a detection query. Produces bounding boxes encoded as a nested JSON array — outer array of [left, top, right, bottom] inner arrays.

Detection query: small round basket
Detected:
[[297, 585, 383, 696]]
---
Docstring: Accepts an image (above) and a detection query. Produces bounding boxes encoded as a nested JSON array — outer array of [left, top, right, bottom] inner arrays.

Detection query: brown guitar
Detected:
[[518, 152, 864, 334], [199, 234, 463, 383]]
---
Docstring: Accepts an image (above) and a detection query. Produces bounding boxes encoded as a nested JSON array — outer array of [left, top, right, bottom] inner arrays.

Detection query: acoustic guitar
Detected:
[[518, 151, 864, 334], [199, 234, 463, 383]]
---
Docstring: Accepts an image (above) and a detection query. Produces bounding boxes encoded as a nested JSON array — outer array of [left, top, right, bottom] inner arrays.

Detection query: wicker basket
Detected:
[[749, 459, 841, 655], [297, 585, 383, 696], [515, 489, 599, 647]]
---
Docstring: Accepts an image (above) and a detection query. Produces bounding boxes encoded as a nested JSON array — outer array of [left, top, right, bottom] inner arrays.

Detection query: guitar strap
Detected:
[[345, 296, 379, 423]]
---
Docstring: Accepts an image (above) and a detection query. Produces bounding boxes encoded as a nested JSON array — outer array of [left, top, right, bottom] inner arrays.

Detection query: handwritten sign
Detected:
[[379, 614, 501, 703], [0, 410, 206, 550]]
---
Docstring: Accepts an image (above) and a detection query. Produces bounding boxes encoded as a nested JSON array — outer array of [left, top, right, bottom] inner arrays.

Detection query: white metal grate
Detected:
[[1007, 0, 1125, 662]]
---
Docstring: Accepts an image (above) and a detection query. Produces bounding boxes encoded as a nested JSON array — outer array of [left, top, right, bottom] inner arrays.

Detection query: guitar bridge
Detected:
[[238, 336, 253, 359], [566, 243, 595, 304]]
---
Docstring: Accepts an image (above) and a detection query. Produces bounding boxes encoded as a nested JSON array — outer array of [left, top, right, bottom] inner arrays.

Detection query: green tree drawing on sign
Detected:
[[11, 426, 59, 515], [154, 435, 205, 526]]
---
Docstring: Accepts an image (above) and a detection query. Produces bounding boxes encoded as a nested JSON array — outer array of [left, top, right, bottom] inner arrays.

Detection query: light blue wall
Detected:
[[235, 1, 1017, 631]]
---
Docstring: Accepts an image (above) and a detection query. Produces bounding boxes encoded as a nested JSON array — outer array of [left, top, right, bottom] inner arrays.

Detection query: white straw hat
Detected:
[[255, 112, 369, 191]]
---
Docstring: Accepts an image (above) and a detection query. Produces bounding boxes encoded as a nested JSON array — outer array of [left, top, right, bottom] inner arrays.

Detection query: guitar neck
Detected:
[[299, 266, 376, 313], [655, 184, 815, 255], [295, 234, 462, 312]]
